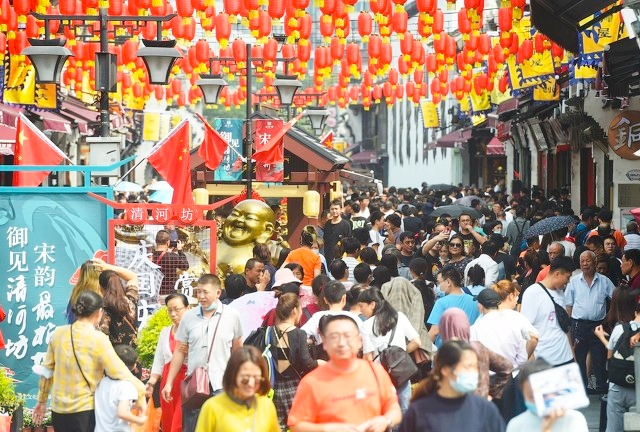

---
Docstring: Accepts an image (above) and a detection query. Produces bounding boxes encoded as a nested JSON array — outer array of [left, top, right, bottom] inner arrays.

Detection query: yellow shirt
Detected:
[[195, 392, 279, 432], [37, 321, 145, 413]]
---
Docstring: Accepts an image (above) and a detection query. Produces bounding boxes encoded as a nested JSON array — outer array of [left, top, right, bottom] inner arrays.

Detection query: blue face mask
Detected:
[[450, 371, 478, 394], [204, 302, 217, 312], [524, 400, 539, 416]]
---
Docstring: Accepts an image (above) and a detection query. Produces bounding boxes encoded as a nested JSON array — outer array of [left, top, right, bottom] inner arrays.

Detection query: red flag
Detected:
[[12, 113, 67, 187], [147, 120, 194, 205], [320, 131, 333, 149], [195, 113, 229, 170], [252, 112, 304, 164]]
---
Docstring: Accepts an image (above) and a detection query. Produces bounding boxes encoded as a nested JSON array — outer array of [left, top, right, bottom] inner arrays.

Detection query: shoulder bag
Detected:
[[181, 305, 224, 409], [71, 324, 94, 394], [538, 283, 571, 333], [374, 322, 418, 388]]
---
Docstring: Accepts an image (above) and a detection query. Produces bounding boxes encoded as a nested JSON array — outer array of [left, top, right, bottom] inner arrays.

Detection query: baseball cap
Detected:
[[476, 288, 502, 309]]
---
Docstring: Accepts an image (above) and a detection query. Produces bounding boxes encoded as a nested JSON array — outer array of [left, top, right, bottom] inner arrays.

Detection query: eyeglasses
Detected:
[[449, 243, 462, 248], [239, 375, 265, 385], [167, 307, 186, 314], [324, 332, 359, 343]]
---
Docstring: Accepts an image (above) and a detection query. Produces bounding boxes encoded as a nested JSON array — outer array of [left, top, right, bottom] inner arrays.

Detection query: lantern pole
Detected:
[[246, 42, 253, 200], [99, 6, 110, 138]]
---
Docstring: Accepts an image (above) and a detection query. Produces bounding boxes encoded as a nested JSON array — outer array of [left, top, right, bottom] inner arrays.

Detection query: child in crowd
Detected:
[[95, 344, 147, 432]]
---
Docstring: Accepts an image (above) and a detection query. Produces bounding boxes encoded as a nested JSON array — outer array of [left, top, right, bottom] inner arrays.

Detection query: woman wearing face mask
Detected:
[[506, 359, 588, 432], [399, 340, 506, 432]]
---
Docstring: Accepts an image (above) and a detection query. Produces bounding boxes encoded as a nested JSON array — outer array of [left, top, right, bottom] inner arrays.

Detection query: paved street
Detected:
[[581, 394, 605, 432]]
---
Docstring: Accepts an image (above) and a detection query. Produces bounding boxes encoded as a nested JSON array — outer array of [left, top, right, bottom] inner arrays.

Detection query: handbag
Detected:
[[375, 323, 418, 388], [538, 283, 571, 333], [181, 306, 224, 409]]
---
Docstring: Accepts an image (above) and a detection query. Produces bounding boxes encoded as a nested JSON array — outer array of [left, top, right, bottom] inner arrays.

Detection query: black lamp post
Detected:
[[23, 11, 180, 138], [197, 42, 302, 199]]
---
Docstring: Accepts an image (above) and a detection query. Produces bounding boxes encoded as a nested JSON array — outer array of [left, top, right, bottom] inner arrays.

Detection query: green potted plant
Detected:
[[0, 369, 22, 432], [137, 307, 171, 369]]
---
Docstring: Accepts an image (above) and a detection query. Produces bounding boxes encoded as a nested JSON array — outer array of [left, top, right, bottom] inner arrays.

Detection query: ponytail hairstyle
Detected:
[[275, 293, 301, 323], [412, 340, 477, 400], [356, 288, 398, 336], [300, 225, 317, 247], [311, 274, 331, 311]]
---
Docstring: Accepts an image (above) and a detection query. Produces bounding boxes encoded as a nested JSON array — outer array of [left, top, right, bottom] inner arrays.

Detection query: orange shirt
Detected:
[[587, 229, 627, 250], [536, 265, 550, 283], [287, 359, 397, 427], [284, 247, 321, 285]]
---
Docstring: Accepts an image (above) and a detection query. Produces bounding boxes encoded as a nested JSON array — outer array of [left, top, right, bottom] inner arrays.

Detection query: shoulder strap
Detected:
[[461, 286, 473, 296], [514, 220, 524, 236], [71, 325, 93, 394], [205, 305, 224, 365], [275, 326, 302, 379], [302, 307, 312, 321], [537, 282, 558, 305], [388, 324, 397, 347], [155, 251, 168, 265], [613, 322, 631, 354]]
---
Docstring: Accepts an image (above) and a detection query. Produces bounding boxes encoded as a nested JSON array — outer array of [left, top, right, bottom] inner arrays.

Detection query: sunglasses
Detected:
[[449, 243, 462, 248], [239, 375, 265, 385]]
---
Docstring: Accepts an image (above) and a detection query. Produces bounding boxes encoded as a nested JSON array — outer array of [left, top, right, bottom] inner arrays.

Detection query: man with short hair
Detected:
[[162, 274, 243, 431], [154, 229, 190, 296], [565, 251, 614, 393], [624, 221, 640, 252], [535, 242, 565, 283], [349, 203, 369, 231], [242, 258, 269, 294], [622, 249, 640, 292], [288, 314, 401, 432], [427, 265, 480, 346], [398, 231, 417, 267], [521, 256, 575, 366], [368, 210, 386, 257], [464, 241, 499, 288], [572, 208, 597, 247], [341, 237, 361, 284], [588, 209, 627, 250], [323, 199, 352, 262], [384, 213, 403, 246], [457, 212, 486, 258]]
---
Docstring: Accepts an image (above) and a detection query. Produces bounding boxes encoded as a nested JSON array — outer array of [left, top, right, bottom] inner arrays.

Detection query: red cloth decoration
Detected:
[[195, 112, 229, 170], [252, 112, 304, 164], [231, 188, 265, 206]]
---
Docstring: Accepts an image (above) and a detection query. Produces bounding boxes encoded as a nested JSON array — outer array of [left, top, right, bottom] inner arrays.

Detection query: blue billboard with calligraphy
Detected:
[[213, 118, 244, 181], [0, 192, 108, 406]]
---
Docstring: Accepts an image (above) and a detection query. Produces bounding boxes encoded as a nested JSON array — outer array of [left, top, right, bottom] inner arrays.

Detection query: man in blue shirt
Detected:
[[565, 250, 615, 394], [427, 264, 479, 347]]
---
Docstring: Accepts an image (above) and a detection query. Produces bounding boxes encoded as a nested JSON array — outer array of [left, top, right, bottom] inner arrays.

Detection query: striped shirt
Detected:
[[37, 321, 145, 413]]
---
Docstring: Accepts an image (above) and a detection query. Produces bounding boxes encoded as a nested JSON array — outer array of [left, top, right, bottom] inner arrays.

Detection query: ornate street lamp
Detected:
[[273, 74, 303, 106], [305, 106, 330, 135], [136, 39, 183, 85], [22, 38, 73, 84], [196, 74, 229, 105]]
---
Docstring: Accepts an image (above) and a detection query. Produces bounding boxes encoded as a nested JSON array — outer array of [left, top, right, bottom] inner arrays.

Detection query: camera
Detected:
[[169, 240, 178, 248]]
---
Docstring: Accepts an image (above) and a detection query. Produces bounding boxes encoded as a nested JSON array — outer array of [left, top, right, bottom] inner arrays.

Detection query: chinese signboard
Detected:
[[608, 111, 640, 160], [213, 118, 244, 181], [1, 193, 108, 405], [254, 118, 284, 182]]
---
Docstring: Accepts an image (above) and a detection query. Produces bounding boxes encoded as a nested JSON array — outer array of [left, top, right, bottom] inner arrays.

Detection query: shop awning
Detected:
[[435, 128, 472, 148], [28, 110, 72, 134], [61, 100, 99, 134], [349, 150, 378, 164], [603, 37, 640, 98], [486, 137, 505, 155], [531, 0, 621, 54], [0, 104, 22, 127]]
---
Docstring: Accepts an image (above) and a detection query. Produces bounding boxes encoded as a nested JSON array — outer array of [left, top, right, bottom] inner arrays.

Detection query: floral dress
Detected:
[[99, 281, 139, 347]]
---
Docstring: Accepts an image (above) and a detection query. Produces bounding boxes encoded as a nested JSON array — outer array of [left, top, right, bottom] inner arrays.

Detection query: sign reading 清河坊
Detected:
[[608, 111, 640, 160]]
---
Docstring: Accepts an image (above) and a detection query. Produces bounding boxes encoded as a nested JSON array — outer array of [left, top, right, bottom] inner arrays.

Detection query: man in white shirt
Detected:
[[520, 256, 575, 366], [464, 241, 500, 288], [624, 221, 640, 252]]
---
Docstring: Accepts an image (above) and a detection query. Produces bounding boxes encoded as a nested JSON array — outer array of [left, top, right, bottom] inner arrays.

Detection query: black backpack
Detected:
[[608, 322, 640, 388], [510, 220, 527, 257]]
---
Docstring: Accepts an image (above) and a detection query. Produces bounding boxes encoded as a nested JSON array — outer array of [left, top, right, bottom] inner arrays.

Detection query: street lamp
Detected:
[[305, 106, 330, 135], [23, 11, 179, 138], [196, 42, 302, 199]]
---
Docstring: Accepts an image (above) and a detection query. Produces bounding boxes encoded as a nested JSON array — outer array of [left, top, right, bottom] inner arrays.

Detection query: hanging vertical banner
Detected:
[[2, 53, 57, 108], [0, 192, 109, 406], [254, 118, 284, 182], [213, 118, 244, 181]]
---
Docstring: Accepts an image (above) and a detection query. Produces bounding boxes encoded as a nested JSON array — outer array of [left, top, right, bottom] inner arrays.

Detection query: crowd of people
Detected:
[[31, 182, 640, 432]]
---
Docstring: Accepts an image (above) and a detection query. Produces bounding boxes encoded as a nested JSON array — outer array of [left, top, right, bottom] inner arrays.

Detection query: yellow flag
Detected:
[[533, 77, 560, 101], [574, 65, 598, 80], [579, 6, 626, 64], [420, 100, 440, 128], [3, 54, 57, 107], [469, 89, 491, 112], [142, 112, 161, 141]]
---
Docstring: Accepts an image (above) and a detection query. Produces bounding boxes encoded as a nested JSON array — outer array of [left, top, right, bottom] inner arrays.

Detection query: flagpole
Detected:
[[245, 42, 253, 200]]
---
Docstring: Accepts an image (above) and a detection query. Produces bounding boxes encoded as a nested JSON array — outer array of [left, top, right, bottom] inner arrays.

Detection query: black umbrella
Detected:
[[430, 204, 483, 219], [454, 195, 487, 207], [524, 215, 576, 239], [428, 183, 455, 192]]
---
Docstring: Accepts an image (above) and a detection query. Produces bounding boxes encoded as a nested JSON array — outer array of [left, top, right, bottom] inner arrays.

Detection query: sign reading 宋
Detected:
[[0, 193, 108, 406], [608, 111, 640, 160]]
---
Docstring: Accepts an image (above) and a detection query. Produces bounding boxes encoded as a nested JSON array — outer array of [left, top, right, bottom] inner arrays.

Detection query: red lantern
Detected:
[[551, 43, 564, 60], [176, 0, 194, 17], [380, 41, 393, 65], [458, 8, 471, 35], [268, 0, 285, 19], [393, 9, 408, 34], [299, 13, 312, 39], [433, 8, 444, 34], [215, 13, 231, 44], [388, 68, 399, 85], [519, 39, 533, 60], [346, 42, 359, 65], [498, 7, 512, 33], [224, 0, 241, 15], [320, 0, 336, 15], [372, 85, 382, 101], [400, 31, 413, 56], [478, 34, 491, 55], [425, 53, 437, 74], [298, 42, 311, 63], [416, 0, 435, 13], [357, 12, 372, 41], [59, 0, 76, 14], [330, 36, 344, 62]]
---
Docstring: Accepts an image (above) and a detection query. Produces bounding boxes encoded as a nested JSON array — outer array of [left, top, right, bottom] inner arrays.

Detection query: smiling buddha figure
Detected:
[[216, 199, 275, 280]]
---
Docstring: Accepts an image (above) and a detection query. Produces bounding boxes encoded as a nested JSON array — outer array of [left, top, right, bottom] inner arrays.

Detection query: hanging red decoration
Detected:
[[498, 7, 512, 34], [393, 9, 408, 34], [215, 13, 231, 46], [357, 12, 372, 42], [458, 8, 471, 35], [224, 0, 241, 15], [176, 0, 194, 17]]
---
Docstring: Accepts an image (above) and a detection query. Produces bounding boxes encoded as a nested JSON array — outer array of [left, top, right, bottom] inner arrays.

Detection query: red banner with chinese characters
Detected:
[[254, 118, 284, 182]]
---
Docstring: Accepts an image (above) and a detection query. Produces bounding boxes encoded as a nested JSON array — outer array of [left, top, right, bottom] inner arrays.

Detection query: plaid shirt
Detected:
[[37, 321, 145, 413], [153, 250, 190, 295]]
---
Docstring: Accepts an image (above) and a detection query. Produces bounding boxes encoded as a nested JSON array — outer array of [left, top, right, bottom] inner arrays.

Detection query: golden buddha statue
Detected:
[[216, 199, 275, 279]]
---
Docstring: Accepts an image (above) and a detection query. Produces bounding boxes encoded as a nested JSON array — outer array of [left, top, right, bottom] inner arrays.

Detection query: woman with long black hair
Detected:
[[358, 288, 421, 413]]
